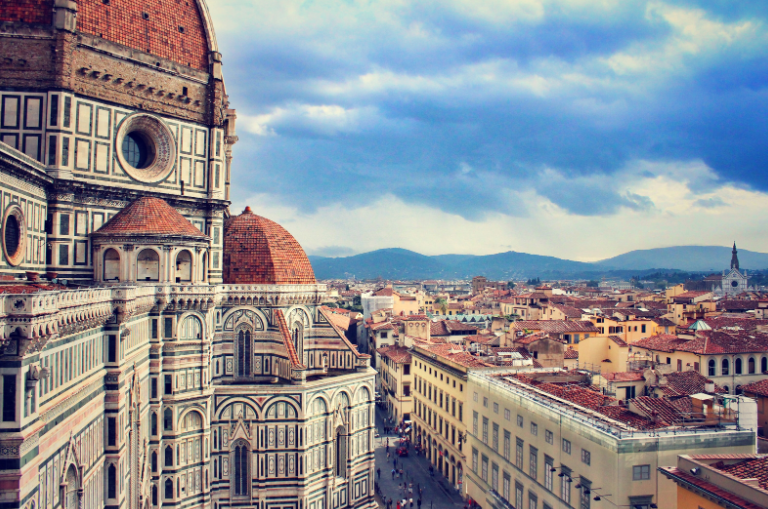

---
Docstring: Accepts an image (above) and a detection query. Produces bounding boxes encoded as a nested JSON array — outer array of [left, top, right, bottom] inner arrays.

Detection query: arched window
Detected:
[[183, 411, 203, 431], [735, 357, 743, 375], [201, 252, 208, 282], [708, 359, 716, 376], [233, 440, 250, 497], [175, 250, 192, 282], [179, 315, 203, 341], [237, 327, 252, 377], [763, 357, 768, 373], [103, 248, 120, 281], [108, 464, 117, 499], [151, 451, 157, 472], [64, 465, 78, 509], [292, 324, 303, 358], [164, 408, 173, 431], [335, 426, 347, 478], [152, 485, 158, 506], [749, 357, 756, 374], [722, 358, 730, 376], [164, 479, 173, 500], [151, 412, 158, 435], [137, 249, 160, 281], [165, 445, 173, 467]]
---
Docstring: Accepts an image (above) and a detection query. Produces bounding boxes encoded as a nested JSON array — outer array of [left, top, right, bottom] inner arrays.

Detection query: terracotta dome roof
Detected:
[[1, 0, 213, 71], [223, 207, 316, 285], [94, 197, 207, 238]]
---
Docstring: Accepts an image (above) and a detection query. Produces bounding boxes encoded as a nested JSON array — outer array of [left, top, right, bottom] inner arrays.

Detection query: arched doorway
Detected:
[[175, 250, 192, 282], [103, 248, 120, 281], [137, 249, 159, 281]]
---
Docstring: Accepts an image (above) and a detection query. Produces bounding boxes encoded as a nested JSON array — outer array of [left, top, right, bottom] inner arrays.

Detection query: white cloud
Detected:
[[232, 159, 768, 261]]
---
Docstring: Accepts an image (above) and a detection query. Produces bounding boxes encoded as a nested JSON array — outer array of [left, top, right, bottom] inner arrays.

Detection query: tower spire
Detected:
[[731, 241, 739, 271]]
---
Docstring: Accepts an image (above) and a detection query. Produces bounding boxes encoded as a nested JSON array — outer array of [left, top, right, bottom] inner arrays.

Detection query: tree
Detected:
[[586, 280, 599, 288], [436, 298, 448, 315], [507, 281, 516, 290]]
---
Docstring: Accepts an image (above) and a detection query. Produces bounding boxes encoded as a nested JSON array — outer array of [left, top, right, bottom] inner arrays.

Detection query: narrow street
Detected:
[[373, 406, 465, 509]]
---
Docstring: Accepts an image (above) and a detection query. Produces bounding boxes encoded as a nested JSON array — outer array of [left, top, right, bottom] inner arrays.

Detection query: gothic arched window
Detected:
[[165, 445, 173, 467], [233, 440, 250, 497], [237, 327, 252, 377], [151, 451, 157, 472], [164, 479, 173, 500], [164, 408, 173, 431], [64, 465, 78, 509]]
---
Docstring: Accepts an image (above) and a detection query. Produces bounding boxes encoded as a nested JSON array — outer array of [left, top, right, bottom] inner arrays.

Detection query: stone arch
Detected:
[[265, 399, 298, 419], [215, 399, 260, 420], [179, 408, 206, 430], [308, 395, 329, 417], [175, 249, 193, 282], [222, 306, 267, 331], [63, 463, 80, 509], [137, 248, 160, 281], [286, 305, 312, 330], [354, 385, 372, 403], [178, 313, 205, 340], [103, 248, 121, 281]]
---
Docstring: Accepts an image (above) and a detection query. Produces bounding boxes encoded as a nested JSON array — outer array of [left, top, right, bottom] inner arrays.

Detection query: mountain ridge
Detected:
[[308, 245, 768, 280]]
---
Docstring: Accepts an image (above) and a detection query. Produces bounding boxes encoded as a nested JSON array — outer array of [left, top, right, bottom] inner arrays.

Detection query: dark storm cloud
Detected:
[[212, 0, 768, 218]]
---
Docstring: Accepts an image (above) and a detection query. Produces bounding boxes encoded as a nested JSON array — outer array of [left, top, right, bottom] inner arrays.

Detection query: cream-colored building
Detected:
[[376, 346, 413, 424], [411, 343, 481, 492], [465, 369, 755, 509]]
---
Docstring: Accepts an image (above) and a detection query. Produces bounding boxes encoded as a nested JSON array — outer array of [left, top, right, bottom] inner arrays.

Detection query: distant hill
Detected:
[[596, 246, 768, 272], [310, 248, 597, 280], [308, 245, 768, 280]]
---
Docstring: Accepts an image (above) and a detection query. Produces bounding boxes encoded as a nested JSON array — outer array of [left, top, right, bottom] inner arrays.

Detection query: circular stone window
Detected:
[[115, 113, 177, 183], [731, 280, 739, 288], [2, 205, 26, 267]]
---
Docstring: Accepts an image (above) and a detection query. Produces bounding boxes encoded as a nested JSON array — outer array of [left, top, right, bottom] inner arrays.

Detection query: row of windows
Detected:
[[414, 360, 464, 391], [415, 375, 463, 422], [39, 336, 103, 401]]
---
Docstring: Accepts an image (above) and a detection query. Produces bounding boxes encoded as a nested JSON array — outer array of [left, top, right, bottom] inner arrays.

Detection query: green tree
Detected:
[[586, 280, 599, 288], [436, 297, 448, 315], [507, 281, 516, 290]]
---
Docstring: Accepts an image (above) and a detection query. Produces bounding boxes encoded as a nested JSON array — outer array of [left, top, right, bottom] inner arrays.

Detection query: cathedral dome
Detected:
[[93, 197, 207, 239], [223, 207, 316, 285], [1, 0, 215, 71]]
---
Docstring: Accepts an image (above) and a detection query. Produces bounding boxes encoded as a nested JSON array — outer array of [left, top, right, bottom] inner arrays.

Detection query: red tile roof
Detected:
[[0, 284, 67, 294], [708, 454, 768, 490], [378, 346, 412, 364], [603, 371, 644, 382], [662, 370, 726, 396], [76, 0, 210, 70], [274, 309, 305, 369], [94, 197, 207, 238], [607, 335, 628, 347], [660, 467, 766, 509], [742, 379, 768, 398], [223, 207, 316, 285], [511, 320, 599, 334], [564, 347, 579, 359]]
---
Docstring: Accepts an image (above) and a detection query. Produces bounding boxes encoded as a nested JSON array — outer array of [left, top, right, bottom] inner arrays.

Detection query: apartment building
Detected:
[[660, 454, 768, 509], [377, 346, 413, 423], [465, 369, 756, 509], [410, 343, 479, 492]]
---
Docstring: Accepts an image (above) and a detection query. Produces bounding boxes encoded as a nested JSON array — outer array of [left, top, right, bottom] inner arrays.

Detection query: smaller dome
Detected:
[[223, 207, 315, 285], [93, 197, 207, 239]]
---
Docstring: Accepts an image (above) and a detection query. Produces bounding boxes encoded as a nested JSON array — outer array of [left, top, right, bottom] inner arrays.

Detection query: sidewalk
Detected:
[[373, 406, 465, 509]]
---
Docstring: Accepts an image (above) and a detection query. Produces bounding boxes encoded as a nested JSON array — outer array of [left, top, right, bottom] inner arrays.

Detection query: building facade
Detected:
[[465, 370, 756, 509], [0, 2, 376, 509]]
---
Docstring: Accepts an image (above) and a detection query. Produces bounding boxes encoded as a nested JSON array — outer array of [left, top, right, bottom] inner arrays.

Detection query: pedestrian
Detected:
[[387, 451, 390, 460], [409, 497, 414, 509], [377, 468, 381, 480], [399, 467, 404, 478], [396, 502, 400, 509], [391, 468, 395, 480], [417, 498, 422, 509]]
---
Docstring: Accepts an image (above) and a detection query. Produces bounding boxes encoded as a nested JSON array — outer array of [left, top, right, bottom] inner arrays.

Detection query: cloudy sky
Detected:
[[208, 0, 768, 261]]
